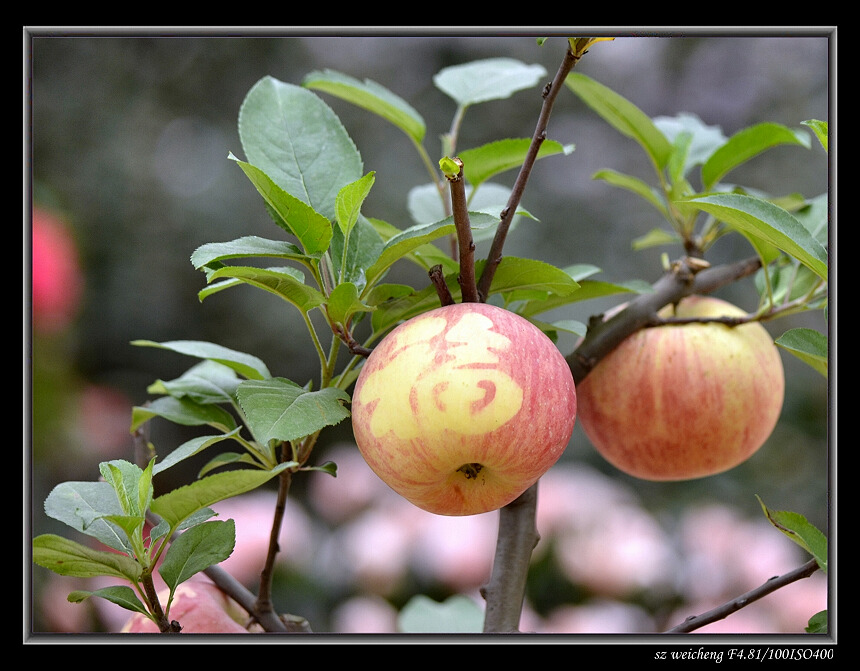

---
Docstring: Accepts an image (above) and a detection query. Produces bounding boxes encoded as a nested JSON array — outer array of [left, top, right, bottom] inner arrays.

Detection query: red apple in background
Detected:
[[351, 302, 577, 516], [577, 295, 785, 481], [31, 207, 84, 334]]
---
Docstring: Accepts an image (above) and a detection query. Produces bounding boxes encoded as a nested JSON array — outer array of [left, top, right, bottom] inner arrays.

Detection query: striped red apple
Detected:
[[577, 295, 785, 481], [351, 302, 577, 516]]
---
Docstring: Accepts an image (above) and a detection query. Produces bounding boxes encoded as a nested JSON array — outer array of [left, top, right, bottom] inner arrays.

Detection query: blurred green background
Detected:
[[28, 31, 831, 634]]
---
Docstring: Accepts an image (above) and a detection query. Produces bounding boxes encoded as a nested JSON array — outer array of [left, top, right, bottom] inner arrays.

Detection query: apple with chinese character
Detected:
[[577, 295, 785, 481], [351, 302, 577, 516]]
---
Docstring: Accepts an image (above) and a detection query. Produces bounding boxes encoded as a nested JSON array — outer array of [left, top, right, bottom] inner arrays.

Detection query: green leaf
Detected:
[[153, 429, 244, 476], [757, 496, 828, 573], [131, 340, 271, 381], [67, 585, 150, 615], [203, 265, 327, 314], [434, 58, 546, 107], [236, 379, 351, 446], [159, 520, 236, 592], [43, 481, 132, 554], [681, 193, 828, 280], [517, 277, 653, 318], [327, 281, 373, 326], [654, 113, 728, 177], [147, 360, 241, 405], [398, 594, 484, 634], [238, 76, 362, 222], [457, 138, 574, 188], [775, 328, 828, 378], [130, 396, 237, 434], [592, 168, 667, 216], [230, 157, 334, 255], [33, 534, 143, 582], [303, 69, 426, 145], [371, 257, 579, 336], [701, 122, 811, 190], [336, 172, 376, 238], [329, 215, 386, 292], [806, 610, 828, 634], [631, 227, 682, 251], [99, 459, 152, 518], [191, 236, 312, 272], [801, 119, 828, 152], [566, 73, 672, 170], [364, 211, 499, 288], [150, 462, 292, 530]]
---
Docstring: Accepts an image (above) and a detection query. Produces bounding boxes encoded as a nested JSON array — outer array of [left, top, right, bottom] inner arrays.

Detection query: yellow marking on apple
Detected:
[[358, 311, 524, 440]]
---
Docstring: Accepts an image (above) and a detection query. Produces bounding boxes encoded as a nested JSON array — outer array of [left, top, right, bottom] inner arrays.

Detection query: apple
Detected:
[[351, 302, 577, 516], [121, 579, 262, 634], [577, 295, 785, 481], [31, 207, 84, 334]]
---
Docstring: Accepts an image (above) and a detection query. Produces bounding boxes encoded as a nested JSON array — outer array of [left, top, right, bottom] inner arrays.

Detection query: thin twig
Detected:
[[429, 264, 455, 306], [445, 157, 479, 303], [476, 45, 581, 300], [664, 558, 822, 633]]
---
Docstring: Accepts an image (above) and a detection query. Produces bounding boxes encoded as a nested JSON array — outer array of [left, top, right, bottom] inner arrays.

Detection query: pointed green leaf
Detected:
[[159, 519, 236, 591], [371, 257, 579, 336], [43, 481, 132, 554], [654, 113, 728, 176], [68, 585, 150, 615], [131, 340, 271, 380], [303, 69, 426, 145], [238, 76, 362, 221], [191, 236, 311, 270], [336, 172, 376, 237], [230, 157, 334, 255], [130, 396, 237, 434], [592, 168, 667, 216], [203, 265, 327, 314], [153, 429, 244, 476], [327, 281, 373, 326], [775, 328, 828, 378], [457, 138, 574, 188], [566, 73, 672, 170], [328, 214, 385, 292], [236, 378, 351, 445], [148, 361, 241, 405], [434, 58, 546, 107], [701, 122, 811, 190], [364, 212, 499, 288], [801, 119, 828, 153], [33, 534, 143, 581], [681, 193, 828, 280], [757, 497, 827, 573], [150, 462, 292, 530]]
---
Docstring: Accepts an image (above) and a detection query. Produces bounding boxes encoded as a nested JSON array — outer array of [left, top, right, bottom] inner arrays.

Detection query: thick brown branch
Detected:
[[664, 558, 822, 633], [567, 256, 762, 385], [481, 483, 540, 632], [477, 45, 582, 300]]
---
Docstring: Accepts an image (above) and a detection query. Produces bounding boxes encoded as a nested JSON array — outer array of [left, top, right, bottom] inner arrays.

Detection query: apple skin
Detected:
[[351, 302, 577, 516], [577, 295, 785, 481]]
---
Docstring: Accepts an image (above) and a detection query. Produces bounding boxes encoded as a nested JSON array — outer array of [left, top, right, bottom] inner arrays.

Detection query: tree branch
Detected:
[[664, 558, 822, 633], [476, 44, 582, 300], [568, 255, 762, 384], [481, 483, 540, 632]]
